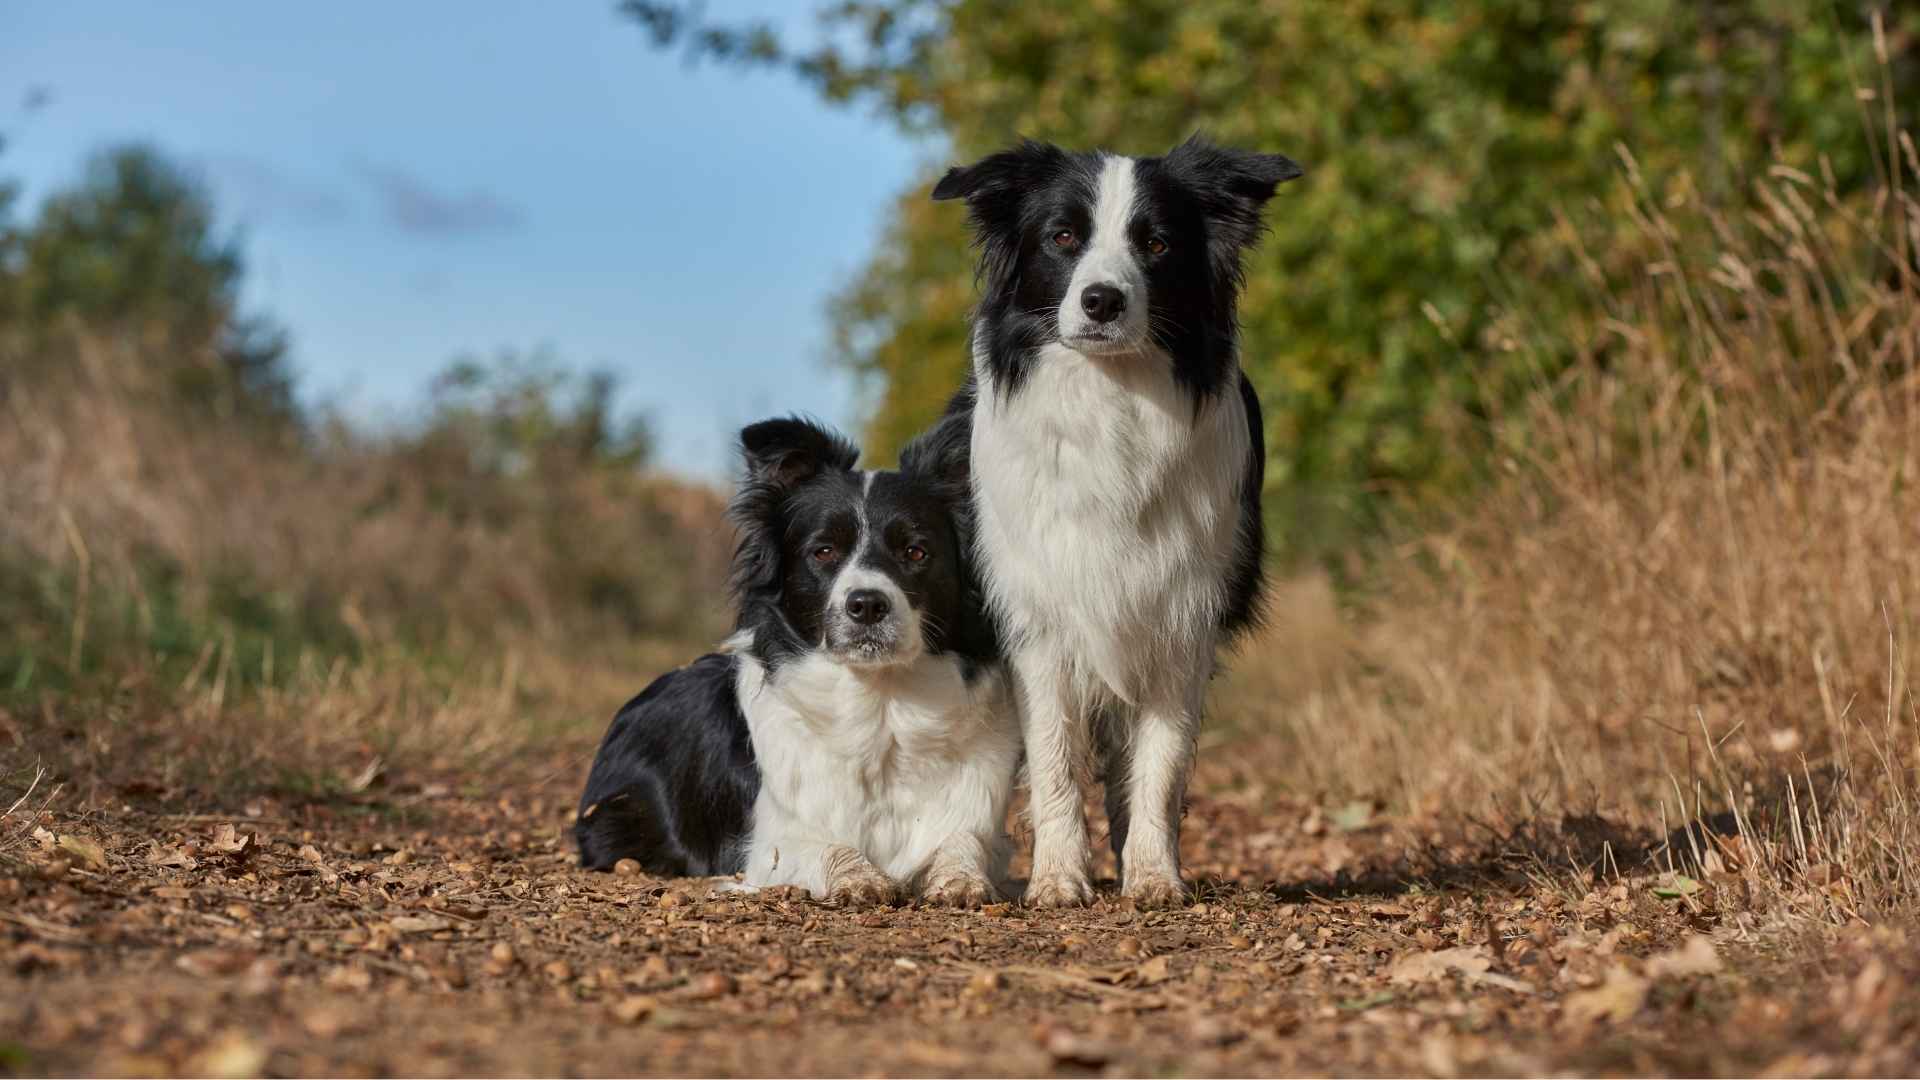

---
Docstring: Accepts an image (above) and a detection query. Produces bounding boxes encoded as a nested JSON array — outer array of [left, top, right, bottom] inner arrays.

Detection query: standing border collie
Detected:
[[575, 415, 1018, 905], [933, 135, 1301, 907]]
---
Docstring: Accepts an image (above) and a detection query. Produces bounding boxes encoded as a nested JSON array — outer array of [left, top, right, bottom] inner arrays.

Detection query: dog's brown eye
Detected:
[[1052, 229, 1076, 248], [1146, 237, 1168, 255], [812, 545, 836, 562], [904, 545, 928, 564]]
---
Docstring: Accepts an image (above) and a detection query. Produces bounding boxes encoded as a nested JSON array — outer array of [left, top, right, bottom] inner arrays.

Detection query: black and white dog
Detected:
[[575, 415, 1018, 905], [933, 136, 1301, 906]]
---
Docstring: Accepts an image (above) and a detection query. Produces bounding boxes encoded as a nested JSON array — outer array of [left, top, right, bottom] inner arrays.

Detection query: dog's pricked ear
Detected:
[[739, 416, 860, 492], [934, 140, 1070, 294], [1164, 135, 1304, 268], [1165, 134, 1304, 203], [728, 417, 860, 612], [929, 164, 982, 202], [896, 412, 971, 498], [931, 139, 1067, 203]]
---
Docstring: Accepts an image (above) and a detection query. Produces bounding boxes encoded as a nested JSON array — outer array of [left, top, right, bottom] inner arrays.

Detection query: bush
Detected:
[[627, 0, 1920, 557]]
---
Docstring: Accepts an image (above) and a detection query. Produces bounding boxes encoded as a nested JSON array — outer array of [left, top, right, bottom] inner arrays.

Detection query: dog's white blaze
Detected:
[[852, 470, 876, 559], [1057, 154, 1150, 347], [823, 472, 920, 663], [734, 648, 1019, 897]]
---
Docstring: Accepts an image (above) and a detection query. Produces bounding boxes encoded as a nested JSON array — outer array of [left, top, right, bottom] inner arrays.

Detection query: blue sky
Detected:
[[1, 3, 934, 477]]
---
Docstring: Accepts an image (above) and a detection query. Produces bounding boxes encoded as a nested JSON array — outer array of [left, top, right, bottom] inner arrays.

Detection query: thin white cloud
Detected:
[[354, 161, 524, 237]]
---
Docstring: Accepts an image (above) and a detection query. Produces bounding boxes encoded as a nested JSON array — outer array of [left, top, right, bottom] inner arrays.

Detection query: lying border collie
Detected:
[[575, 415, 1017, 905], [933, 136, 1301, 907]]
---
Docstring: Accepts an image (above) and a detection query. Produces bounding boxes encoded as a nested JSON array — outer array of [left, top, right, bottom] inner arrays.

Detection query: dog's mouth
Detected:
[[1060, 324, 1148, 355], [838, 640, 896, 664], [825, 624, 910, 667]]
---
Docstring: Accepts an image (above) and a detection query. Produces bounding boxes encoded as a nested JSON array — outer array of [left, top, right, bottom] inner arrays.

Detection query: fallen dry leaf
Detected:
[[610, 995, 657, 1024], [208, 824, 255, 863], [1565, 968, 1649, 1026], [1647, 935, 1722, 979], [176, 950, 257, 978], [1133, 955, 1174, 986], [146, 842, 197, 870], [1390, 945, 1492, 986], [1650, 874, 1701, 899], [389, 915, 450, 935], [57, 834, 109, 870]]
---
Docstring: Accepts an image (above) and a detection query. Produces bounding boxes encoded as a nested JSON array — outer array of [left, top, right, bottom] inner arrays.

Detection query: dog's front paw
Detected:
[[1024, 871, 1093, 908], [1121, 872, 1189, 909], [923, 871, 999, 909], [827, 867, 903, 907]]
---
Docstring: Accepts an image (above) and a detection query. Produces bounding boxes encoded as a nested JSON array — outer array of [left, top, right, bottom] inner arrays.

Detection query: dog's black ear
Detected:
[[896, 412, 971, 500], [1163, 134, 1303, 254], [896, 413, 999, 662], [728, 417, 860, 605], [933, 140, 1068, 293], [931, 139, 1066, 203], [738, 416, 860, 492]]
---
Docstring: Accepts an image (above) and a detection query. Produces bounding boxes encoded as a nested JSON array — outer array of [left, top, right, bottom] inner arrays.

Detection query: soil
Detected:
[[4, 745, 1918, 1078]]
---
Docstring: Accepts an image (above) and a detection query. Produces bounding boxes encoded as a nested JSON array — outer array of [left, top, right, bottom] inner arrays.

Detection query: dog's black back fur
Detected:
[[575, 653, 756, 874]]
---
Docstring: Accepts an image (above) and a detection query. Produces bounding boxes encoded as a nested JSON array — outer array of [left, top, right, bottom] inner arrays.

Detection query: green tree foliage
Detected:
[[625, 0, 1919, 556], [2, 145, 296, 428]]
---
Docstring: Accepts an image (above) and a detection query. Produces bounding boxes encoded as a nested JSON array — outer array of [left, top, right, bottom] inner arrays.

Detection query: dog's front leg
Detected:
[[1017, 657, 1093, 907], [1118, 688, 1200, 907], [821, 843, 903, 906]]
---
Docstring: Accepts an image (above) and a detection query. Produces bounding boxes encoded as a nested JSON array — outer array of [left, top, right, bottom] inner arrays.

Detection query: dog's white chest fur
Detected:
[[736, 649, 1018, 893], [972, 343, 1250, 703]]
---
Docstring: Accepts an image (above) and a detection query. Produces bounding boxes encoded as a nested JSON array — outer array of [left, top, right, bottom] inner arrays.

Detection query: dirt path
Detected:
[[4, 745, 1917, 1077]]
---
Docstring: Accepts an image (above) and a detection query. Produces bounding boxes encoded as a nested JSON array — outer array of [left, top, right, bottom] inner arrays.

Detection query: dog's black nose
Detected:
[[1080, 283, 1126, 324], [845, 589, 891, 625]]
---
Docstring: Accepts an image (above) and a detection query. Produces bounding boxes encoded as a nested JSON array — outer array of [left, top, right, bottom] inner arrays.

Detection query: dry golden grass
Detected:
[[1, 335, 731, 646], [0, 332, 728, 802], [1218, 106, 1920, 926]]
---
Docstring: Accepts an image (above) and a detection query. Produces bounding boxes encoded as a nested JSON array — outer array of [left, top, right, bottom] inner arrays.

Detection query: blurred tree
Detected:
[[3, 145, 296, 428], [623, 0, 1919, 557], [0, 163, 18, 320], [396, 352, 682, 636], [0, 128, 27, 324], [420, 352, 655, 479]]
